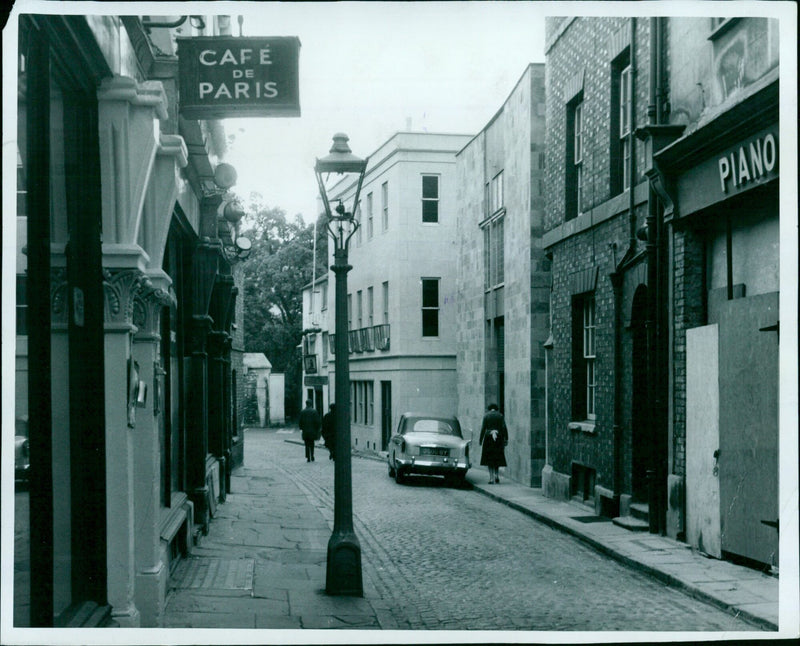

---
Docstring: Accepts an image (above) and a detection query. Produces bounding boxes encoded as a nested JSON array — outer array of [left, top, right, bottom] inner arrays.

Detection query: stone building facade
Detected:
[[304, 132, 473, 453], [455, 64, 549, 486], [10, 12, 249, 628]]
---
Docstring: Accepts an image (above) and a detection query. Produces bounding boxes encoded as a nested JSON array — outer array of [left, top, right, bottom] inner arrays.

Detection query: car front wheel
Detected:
[[388, 460, 396, 477], [394, 466, 405, 484]]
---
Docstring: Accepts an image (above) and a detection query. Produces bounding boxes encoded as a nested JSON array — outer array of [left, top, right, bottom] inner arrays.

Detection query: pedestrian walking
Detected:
[[321, 403, 336, 460], [299, 399, 321, 462], [479, 403, 508, 484]]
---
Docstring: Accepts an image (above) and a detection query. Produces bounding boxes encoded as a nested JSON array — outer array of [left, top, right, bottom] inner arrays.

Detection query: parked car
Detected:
[[15, 416, 30, 483], [387, 413, 471, 486]]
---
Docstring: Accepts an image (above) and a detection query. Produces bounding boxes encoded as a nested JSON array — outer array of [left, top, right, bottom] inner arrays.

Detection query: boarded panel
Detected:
[[718, 292, 779, 566], [686, 324, 721, 558]]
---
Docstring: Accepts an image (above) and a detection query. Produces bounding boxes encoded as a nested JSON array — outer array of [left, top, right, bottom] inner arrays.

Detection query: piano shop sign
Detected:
[[178, 36, 300, 119], [717, 131, 777, 194]]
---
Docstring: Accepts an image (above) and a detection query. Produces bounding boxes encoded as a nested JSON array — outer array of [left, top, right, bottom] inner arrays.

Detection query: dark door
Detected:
[[496, 318, 505, 413], [381, 381, 392, 449], [314, 386, 324, 417], [631, 286, 650, 501]]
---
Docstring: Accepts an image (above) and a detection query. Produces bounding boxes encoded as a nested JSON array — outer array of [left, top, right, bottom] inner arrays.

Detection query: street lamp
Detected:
[[315, 133, 368, 596]]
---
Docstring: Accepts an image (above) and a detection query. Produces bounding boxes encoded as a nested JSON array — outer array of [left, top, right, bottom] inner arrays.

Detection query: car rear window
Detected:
[[406, 418, 459, 435]]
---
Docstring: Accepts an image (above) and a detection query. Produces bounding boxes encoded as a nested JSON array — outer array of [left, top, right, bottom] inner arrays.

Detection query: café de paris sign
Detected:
[[178, 36, 300, 119]]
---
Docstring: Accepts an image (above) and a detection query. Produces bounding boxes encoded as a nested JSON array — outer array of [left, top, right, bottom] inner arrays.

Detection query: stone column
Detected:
[[102, 267, 145, 627], [131, 280, 172, 626]]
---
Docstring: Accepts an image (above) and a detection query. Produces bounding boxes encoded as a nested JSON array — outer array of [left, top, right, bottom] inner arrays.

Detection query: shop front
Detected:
[[655, 78, 779, 568]]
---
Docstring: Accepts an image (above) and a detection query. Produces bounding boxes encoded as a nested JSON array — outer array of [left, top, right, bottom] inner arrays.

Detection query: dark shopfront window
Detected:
[[16, 15, 108, 626]]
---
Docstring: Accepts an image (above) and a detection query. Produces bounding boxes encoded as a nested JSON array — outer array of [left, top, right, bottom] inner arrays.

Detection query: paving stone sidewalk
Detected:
[[163, 435, 383, 630]]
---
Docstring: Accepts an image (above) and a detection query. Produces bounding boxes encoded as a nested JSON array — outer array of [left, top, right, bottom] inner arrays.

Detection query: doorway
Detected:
[[630, 285, 650, 501], [381, 381, 392, 449]]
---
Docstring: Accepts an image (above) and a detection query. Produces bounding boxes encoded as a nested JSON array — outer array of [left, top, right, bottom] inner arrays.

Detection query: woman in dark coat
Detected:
[[321, 403, 336, 460], [479, 403, 508, 484]]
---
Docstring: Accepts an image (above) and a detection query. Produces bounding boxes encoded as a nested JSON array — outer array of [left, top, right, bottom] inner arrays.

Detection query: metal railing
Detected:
[[329, 324, 390, 355]]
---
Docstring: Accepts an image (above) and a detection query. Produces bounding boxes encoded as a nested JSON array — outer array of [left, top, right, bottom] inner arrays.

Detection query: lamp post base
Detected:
[[325, 529, 363, 596]]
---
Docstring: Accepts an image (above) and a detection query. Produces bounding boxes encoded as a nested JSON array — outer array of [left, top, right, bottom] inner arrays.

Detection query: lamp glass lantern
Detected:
[[314, 133, 367, 596]]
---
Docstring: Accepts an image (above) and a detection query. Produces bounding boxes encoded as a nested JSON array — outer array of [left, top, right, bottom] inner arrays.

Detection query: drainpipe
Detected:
[[646, 16, 669, 533], [628, 18, 638, 247]]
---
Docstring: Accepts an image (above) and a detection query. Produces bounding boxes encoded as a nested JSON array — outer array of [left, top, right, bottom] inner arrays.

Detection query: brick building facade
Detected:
[[542, 15, 782, 570], [543, 17, 659, 524]]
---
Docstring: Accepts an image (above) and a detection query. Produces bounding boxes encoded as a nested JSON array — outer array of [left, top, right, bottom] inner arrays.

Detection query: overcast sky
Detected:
[[5, 1, 793, 226], [221, 2, 547, 222]]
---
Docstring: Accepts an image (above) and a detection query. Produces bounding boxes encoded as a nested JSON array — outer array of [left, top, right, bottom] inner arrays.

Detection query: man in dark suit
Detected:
[[299, 399, 321, 462]]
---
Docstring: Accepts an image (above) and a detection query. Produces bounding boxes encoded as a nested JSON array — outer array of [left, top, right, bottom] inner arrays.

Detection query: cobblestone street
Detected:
[[162, 427, 760, 633]]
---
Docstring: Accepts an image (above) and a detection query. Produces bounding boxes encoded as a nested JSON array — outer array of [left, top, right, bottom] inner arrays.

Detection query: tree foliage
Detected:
[[239, 194, 327, 419]]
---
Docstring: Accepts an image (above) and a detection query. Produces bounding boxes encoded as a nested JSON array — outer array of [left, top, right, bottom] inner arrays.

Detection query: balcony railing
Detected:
[[359, 326, 375, 351], [328, 324, 390, 356], [373, 323, 390, 351], [349, 329, 363, 353]]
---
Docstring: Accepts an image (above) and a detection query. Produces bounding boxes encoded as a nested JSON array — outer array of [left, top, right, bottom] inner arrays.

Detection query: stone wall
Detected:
[[456, 65, 549, 486]]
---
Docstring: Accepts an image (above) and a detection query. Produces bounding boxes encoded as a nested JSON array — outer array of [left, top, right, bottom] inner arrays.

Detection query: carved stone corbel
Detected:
[[103, 268, 146, 331], [133, 280, 175, 340]]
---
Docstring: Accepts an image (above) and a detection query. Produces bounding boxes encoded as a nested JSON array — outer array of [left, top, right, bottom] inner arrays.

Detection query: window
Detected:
[[355, 204, 362, 245], [611, 51, 632, 195], [367, 192, 374, 239], [708, 17, 740, 39], [382, 281, 389, 324], [421, 278, 439, 337], [484, 182, 491, 218], [322, 332, 329, 365], [321, 282, 328, 310], [351, 380, 374, 425], [483, 217, 505, 291], [367, 381, 374, 425], [347, 293, 353, 330], [565, 97, 584, 220], [574, 102, 584, 211], [572, 293, 596, 420], [381, 182, 388, 231], [484, 227, 490, 288], [583, 297, 596, 419], [367, 286, 374, 326], [357, 290, 363, 328], [421, 175, 439, 223], [490, 171, 504, 213]]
